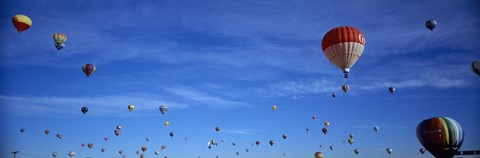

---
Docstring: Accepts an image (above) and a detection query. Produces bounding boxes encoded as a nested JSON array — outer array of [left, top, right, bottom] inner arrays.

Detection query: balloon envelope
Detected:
[[12, 14, 32, 33], [82, 64, 96, 77], [425, 19, 437, 31], [472, 60, 480, 76], [322, 26, 365, 78], [416, 117, 464, 158]]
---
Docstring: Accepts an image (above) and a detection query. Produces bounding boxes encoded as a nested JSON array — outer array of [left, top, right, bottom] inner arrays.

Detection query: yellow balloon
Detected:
[[128, 105, 135, 112], [164, 121, 169, 126], [314, 152, 324, 158], [272, 105, 277, 111]]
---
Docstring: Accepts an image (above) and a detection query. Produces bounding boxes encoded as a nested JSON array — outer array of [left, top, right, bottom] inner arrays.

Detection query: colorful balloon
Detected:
[[425, 19, 437, 32], [388, 87, 395, 94], [82, 64, 96, 77], [141, 146, 147, 153], [128, 104, 134, 112], [314, 152, 324, 158], [12, 14, 32, 33], [104, 137, 108, 141], [272, 105, 277, 111], [386, 148, 393, 154], [87, 143, 94, 149], [322, 127, 328, 135], [472, 60, 480, 76], [416, 117, 464, 158], [44, 129, 50, 135], [324, 121, 330, 127], [354, 149, 360, 155], [348, 138, 354, 145], [81, 106, 88, 115], [419, 148, 426, 154], [116, 125, 122, 130], [81, 143, 85, 147], [68, 151, 75, 158], [349, 134, 354, 139], [114, 129, 121, 136], [342, 85, 349, 93], [256, 141, 260, 146], [322, 26, 365, 78], [53, 33, 67, 50], [159, 105, 168, 115], [164, 121, 169, 126], [215, 127, 220, 132]]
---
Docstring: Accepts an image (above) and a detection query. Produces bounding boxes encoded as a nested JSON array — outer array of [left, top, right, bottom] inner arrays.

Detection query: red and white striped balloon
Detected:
[[321, 26, 365, 78]]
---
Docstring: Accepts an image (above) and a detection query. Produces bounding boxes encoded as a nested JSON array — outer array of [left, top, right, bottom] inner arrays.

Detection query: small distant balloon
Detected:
[[388, 87, 395, 94], [386, 147, 393, 154], [472, 60, 480, 76], [332, 93, 336, 98], [159, 105, 168, 115], [425, 19, 437, 32], [68, 151, 75, 158], [314, 152, 324, 158], [20, 128, 25, 133], [128, 104, 135, 112], [374, 126, 379, 132], [82, 64, 96, 77], [52, 152, 58, 158], [44, 129, 50, 135], [272, 105, 277, 111], [342, 85, 349, 93], [322, 127, 328, 135], [354, 149, 360, 155], [269, 140, 274, 146], [81, 106, 88, 115], [282, 134, 287, 140]]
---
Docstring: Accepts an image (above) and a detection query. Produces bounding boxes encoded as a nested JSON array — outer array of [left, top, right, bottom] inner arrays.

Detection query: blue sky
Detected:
[[1, 0, 479, 158]]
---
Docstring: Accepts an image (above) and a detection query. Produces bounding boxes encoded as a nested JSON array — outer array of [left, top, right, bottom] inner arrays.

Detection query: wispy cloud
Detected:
[[164, 86, 251, 109], [222, 128, 254, 135], [0, 94, 188, 117]]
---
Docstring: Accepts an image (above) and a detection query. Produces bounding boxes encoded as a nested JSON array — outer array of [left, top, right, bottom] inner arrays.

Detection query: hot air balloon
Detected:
[[119, 150, 123, 155], [20, 128, 25, 133], [312, 115, 317, 120], [349, 134, 354, 139], [386, 148, 393, 154], [246, 148, 249, 152], [128, 105, 135, 112], [269, 140, 274, 146], [164, 156, 168, 158], [169, 132, 174, 137], [416, 117, 464, 158], [215, 127, 220, 132], [52, 152, 58, 158], [155, 151, 159, 155], [141, 154, 146, 158], [142, 146, 147, 153], [161, 145, 166, 150], [374, 126, 379, 132], [53, 33, 67, 50], [324, 121, 330, 127], [272, 105, 277, 111], [322, 26, 366, 78], [282, 134, 287, 139], [322, 127, 328, 135], [114, 129, 121, 136], [388, 87, 395, 94], [116, 125, 122, 130], [12, 14, 32, 33], [82, 64, 96, 77], [256, 141, 260, 146], [104, 137, 109, 141], [233, 142, 236, 146], [329, 146, 334, 151], [284, 153, 287, 156], [419, 148, 426, 154], [101, 148, 105, 152], [56, 134, 63, 139], [87, 143, 94, 149], [159, 105, 168, 115], [163, 121, 170, 126], [314, 152, 324, 158], [81, 106, 88, 115], [136, 150, 140, 155], [146, 137, 150, 141], [236, 151, 239, 155], [354, 149, 360, 155], [319, 145, 322, 148], [348, 139, 354, 145], [472, 60, 480, 76], [342, 85, 349, 93], [81, 143, 85, 147], [306, 128, 309, 131], [44, 129, 50, 135], [425, 19, 437, 32], [332, 93, 336, 98], [68, 151, 75, 158]]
